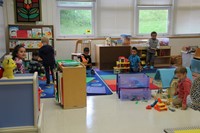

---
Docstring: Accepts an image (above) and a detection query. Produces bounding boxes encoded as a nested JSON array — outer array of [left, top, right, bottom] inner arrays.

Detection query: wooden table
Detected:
[[95, 45, 131, 70]]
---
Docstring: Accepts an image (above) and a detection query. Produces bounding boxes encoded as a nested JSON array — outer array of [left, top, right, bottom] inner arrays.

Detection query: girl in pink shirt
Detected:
[[12, 45, 26, 73]]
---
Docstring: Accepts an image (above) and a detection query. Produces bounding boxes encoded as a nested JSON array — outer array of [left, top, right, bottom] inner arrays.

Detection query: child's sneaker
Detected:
[[150, 66, 154, 69], [143, 65, 148, 69]]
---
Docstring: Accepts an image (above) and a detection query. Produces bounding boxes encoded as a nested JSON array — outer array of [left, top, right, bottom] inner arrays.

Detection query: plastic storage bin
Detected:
[[120, 88, 151, 101], [118, 73, 149, 88]]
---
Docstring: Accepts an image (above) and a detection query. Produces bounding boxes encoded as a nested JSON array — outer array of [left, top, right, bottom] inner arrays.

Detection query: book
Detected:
[[27, 30, 32, 38], [9, 40, 18, 48], [17, 30, 28, 38], [42, 27, 52, 38], [9, 26, 19, 38], [32, 28, 42, 38]]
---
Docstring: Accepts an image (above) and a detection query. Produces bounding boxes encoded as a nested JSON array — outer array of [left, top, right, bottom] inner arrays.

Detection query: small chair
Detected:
[[71, 39, 92, 60]]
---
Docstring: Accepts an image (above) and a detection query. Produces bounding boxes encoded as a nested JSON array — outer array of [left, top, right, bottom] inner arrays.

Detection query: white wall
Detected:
[[4, 0, 200, 62]]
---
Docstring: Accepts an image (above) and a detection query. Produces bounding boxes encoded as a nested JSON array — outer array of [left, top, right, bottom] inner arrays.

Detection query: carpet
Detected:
[[87, 72, 113, 96], [38, 76, 55, 98]]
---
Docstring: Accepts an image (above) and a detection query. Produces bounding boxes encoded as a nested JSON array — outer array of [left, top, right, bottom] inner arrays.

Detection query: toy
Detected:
[[0, 66, 4, 79], [146, 98, 168, 111], [2, 55, 16, 79], [113, 56, 130, 74]]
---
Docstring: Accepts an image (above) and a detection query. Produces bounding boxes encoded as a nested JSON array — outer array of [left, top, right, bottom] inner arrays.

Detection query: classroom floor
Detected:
[[41, 93, 200, 133]]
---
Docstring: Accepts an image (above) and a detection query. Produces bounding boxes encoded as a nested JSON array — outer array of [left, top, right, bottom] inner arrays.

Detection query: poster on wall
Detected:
[[15, 0, 41, 22]]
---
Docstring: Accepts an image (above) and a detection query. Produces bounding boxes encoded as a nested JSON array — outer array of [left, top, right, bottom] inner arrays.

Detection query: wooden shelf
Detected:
[[9, 48, 40, 50], [154, 64, 171, 67], [9, 38, 54, 40], [114, 67, 130, 70], [155, 56, 171, 58]]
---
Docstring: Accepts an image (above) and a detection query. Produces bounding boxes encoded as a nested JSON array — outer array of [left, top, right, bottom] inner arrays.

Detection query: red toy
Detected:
[[0, 67, 4, 79]]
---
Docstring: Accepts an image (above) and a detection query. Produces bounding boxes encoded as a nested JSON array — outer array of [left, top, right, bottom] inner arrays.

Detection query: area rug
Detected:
[[38, 76, 55, 98], [86, 72, 113, 96]]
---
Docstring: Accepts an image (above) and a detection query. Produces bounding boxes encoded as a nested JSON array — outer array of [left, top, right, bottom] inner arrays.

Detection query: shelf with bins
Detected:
[[137, 46, 171, 67], [8, 24, 54, 61]]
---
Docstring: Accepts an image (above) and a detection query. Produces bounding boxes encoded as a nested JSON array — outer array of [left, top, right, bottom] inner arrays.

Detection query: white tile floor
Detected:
[[41, 93, 200, 133]]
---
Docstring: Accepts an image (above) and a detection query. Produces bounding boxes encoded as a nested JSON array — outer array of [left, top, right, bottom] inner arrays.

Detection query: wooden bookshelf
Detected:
[[8, 24, 54, 61], [137, 46, 171, 67]]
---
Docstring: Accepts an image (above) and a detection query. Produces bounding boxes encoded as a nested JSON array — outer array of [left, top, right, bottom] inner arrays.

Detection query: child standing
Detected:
[[28, 51, 45, 76], [39, 37, 56, 85], [173, 67, 192, 110], [144, 31, 159, 69], [12, 45, 26, 73], [128, 47, 142, 72]]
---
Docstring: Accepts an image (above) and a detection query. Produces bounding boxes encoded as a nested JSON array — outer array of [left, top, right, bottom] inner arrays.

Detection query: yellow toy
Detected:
[[2, 55, 16, 79]]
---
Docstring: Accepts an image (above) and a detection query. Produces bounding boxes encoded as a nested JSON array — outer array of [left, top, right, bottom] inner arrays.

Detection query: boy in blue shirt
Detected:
[[129, 47, 142, 72]]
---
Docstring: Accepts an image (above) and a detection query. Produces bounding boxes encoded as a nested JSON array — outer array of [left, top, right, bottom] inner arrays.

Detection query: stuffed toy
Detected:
[[2, 55, 16, 79]]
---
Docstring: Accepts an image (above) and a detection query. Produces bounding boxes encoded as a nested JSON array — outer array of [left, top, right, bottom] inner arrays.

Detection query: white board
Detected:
[[0, 3, 6, 58]]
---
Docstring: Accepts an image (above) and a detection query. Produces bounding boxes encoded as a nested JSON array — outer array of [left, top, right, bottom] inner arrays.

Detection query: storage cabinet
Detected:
[[56, 61, 86, 109], [137, 46, 171, 67], [95, 45, 131, 70]]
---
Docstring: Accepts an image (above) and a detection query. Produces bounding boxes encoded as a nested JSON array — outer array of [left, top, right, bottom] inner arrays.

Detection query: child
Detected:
[[144, 31, 159, 69], [12, 44, 26, 73], [187, 76, 200, 111], [173, 67, 192, 110], [39, 37, 56, 85], [128, 47, 142, 72], [79, 47, 92, 70], [28, 51, 45, 76]]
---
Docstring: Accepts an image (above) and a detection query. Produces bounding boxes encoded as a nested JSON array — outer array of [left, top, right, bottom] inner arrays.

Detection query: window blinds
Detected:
[[137, 0, 173, 6], [97, 0, 133, 36], [174, 0, 200, 34]]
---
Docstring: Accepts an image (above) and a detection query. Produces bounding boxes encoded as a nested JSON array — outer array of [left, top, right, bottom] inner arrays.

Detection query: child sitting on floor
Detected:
[[128, 47, 142, 72], [79, 47, 92, 69], [12, 45, 26, 73], [79, 47, 94, 75], [173, 67, 192, 110], [28, 51, 45, 76]]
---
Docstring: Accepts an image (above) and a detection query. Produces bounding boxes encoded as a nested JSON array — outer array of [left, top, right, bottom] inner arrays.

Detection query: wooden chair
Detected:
[[71, 39, 92, 60], [194, 48, 200, 59]]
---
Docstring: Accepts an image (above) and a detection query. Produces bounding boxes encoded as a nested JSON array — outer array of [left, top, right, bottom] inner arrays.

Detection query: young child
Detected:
[[79, 47, 92, 70], [12, 45, 26, 73], [173, 67, 192, 110], [128, 47, 142, 72], [28, 51, 45, 76], [39, 37, 56, 85], [144, 31, 159, 69]]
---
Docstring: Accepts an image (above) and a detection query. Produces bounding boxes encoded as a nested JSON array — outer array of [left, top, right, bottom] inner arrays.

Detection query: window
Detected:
[[136, 0, 173, 35], [57, 1, 95, 37]]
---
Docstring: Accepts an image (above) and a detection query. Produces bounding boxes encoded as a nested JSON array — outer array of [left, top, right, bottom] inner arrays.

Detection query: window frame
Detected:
[[135, 6, 172, 36], [56, 2, 95, 38]]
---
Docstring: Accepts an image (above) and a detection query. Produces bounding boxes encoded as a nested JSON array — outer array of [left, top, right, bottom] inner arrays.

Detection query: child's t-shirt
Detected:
[[128, 55, 140, 68], [14, 57, 25, 73], [28, 60, 44, 76], [148, 38, 159, 53], [177, 77, 192, 107], [79, 54, 92, 64]]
